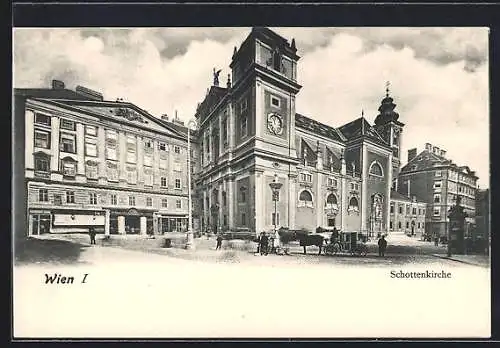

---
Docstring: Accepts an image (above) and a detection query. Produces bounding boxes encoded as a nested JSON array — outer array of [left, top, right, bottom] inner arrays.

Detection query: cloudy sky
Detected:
[[13, 27, 489, 188]]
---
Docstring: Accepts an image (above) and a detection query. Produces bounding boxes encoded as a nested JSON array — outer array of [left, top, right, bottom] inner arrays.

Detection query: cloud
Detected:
[[12, 27, 489, 187]]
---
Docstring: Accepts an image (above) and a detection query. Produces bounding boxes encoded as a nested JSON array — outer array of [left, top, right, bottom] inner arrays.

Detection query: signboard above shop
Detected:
[[53, 214, 105, 226]]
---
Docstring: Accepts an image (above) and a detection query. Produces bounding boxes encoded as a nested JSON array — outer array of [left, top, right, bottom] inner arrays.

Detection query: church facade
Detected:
[[193, 27, 404, 237]]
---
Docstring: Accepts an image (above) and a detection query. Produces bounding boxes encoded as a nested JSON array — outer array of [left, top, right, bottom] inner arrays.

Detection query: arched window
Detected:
[[369, 162, 383, 176], [326, 194, 338, 211], [298, 190, 313, 208], [348, 197, 359, 212], [326, 194, 337, 205]]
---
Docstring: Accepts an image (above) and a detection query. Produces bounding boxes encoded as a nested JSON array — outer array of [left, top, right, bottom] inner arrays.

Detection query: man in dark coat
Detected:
[[89, 227, 96, 245], [260, 232, 269, 256], [216, 234, 223, 250], [378, 235, 387, 257]]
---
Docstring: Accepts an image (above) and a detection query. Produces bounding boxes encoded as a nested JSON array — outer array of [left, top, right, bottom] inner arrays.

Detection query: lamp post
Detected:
[[269, 174, 283, 237], [185, 119, 197, 250]]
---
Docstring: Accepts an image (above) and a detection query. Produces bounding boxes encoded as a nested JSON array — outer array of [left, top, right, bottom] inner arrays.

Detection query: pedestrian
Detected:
[[378, 234, 387, 257], [89, 226, 96, 245], [260, 232, 269, 256], [434, 236, 439, 247], [216, 234, 223, 250]]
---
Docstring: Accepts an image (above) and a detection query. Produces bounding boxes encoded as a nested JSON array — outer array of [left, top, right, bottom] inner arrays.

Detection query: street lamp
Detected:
[[185, 119, 197, 250], [269, 174, 283, 237]]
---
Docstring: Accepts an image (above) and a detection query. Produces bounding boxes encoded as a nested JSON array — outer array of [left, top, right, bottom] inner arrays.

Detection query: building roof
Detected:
[[295, 113, 345, 143], [390, 190, 412, 202], [29, 97, 188, 139], [14, 88, 100, 101], [390, 190, 426, 204], [401, 149, 478, 178], [337, 117, 388, 146]]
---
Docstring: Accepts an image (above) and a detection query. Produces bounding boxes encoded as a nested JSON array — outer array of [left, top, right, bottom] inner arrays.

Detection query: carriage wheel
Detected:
[[361, 246, 368, 256], [333, 243, 340, 255]]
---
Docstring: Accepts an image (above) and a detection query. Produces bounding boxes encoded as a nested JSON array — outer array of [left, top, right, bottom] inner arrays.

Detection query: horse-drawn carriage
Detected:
[[274, 227, 368, 257], [323, 231, 368, 256]]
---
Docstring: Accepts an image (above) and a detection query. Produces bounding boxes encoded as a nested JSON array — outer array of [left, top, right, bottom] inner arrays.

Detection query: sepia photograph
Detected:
[[12, 26, 491, 338]]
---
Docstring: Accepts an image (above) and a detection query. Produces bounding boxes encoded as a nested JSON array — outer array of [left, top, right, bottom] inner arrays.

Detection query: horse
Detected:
[[278, 229, 325, 255]]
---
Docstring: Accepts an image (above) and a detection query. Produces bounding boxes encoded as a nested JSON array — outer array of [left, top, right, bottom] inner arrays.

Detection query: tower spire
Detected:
[[385, 81, 390, 97]]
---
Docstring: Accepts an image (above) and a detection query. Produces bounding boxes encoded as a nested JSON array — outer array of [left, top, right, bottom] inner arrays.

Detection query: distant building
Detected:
[[475, 188, 490, 243], [390, 191, 427, 237], [16, 80, 197, 237], [398, 143, 478, 238]]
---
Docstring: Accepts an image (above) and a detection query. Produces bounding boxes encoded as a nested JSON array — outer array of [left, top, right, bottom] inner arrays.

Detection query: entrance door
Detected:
[[125, 216, 140, 234], [39, 215, 51, 234], [31, 215, 39, 236]]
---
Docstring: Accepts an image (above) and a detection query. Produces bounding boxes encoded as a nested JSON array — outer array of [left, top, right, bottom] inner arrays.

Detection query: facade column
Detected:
[[340, 157, 347, 231], [137, 136, 143, 184], [119, 132, 127, 181], [104, 209, 110, 236], [288, 174, 296, 229], [228, 178, 235, 231], [203, 189, 208, 232], [386, 152, 393, 235], [98, 125, 106, 182], [25, 110, 35, 169], [76, 123, 85, 176], [28, 213, 34, 236], [50, 117, 60, 171], [255, 80, 262, 137], [254, 172, 264, 235], [118, 215, 125, 234], [153, 139, 160, 186], [140, 216, 147, 235], [316, 169, 323, 228], [361, 144, 368, 233]]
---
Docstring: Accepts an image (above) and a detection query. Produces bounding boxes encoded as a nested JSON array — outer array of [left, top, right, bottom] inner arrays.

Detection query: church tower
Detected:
[[374, 83, 405, 181], [229, 27, 302, 234]]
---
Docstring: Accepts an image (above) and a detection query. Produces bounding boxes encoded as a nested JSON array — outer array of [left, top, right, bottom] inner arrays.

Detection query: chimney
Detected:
[[75, 85, 103, 101], [425, 143, 432, 151], [407, 179, 411, 198], [440, 149, 447, 157], [432, 146, 440, 155], [407, 148, 417, 162], [52, 79, 65, 90], [161, 114, 169, 121]]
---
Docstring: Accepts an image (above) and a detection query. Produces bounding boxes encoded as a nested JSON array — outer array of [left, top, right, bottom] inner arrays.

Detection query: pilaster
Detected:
[[118, 215, 125, 234], [97, 126, 106, 183], [137, 136, 144, 184], [288, 173, 296, 229], [118, 132, 127, 181], [50, 117, 60, 171], [386, 152, 393, 234], [25, 110, 35, 169], [140, 216, 147, 235], [361, 144, 368, 232], [76, 123, 85, 176]]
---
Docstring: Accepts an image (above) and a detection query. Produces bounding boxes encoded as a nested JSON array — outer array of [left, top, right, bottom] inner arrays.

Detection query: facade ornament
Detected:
[[213, 68, 222, 86]]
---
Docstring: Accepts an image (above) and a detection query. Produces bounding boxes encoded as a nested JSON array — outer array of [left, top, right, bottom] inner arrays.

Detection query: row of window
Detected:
[[34, 154, 183, 188], [34, 117, 183, 157], [390, 204, 426, 216], [37, 189, 183, 208]]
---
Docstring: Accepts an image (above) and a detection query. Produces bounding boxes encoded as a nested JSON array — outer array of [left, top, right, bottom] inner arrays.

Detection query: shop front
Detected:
[[109, 208, 154, 235], [154, 213, 188, 234], [28, 208, 106, 235]]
